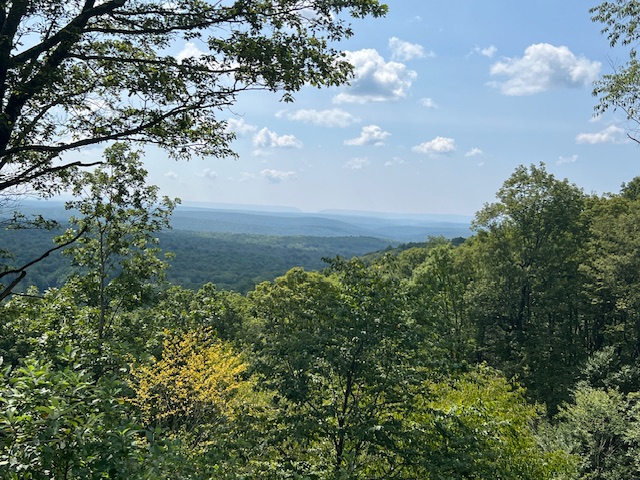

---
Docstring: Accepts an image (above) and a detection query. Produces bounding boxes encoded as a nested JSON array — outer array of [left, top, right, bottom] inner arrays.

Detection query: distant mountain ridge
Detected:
[[2, 200, 473, 293], [11, 200, 473, 242], [173, 203, 472, 242]]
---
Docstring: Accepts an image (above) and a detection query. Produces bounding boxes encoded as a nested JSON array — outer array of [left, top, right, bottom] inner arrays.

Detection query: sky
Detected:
[[145, 1, 640, 216]]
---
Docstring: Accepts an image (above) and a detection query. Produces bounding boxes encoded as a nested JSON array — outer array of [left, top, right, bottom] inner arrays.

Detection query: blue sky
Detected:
[[146, 1, 638, 216]]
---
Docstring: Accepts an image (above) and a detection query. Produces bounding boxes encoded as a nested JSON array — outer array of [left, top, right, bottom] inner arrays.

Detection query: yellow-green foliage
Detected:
[[129, 329, 252, 435], [419, 365, 578, 479]]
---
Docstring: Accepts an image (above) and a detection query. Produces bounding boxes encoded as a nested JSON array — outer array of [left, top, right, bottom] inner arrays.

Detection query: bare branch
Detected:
[[0, 223, 88, 300]]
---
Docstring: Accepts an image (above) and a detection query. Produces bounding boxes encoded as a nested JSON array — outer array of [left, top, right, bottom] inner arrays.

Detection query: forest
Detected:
[[2, 161, 640, 479], [2, 0, 640, 477], [0, 226, 395, 294]]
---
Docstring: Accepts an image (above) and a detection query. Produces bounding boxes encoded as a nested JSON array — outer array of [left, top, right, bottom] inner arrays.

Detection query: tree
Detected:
[[129, 328, 253, 437], [250, 260, 425, 478], [469, 163, 589, 411], [408, 242, 475, 364], [0, 0, 387, 189], [0, 348, 153, 479], [128, 327, 279, 478], [0, 0, 388, 295], [590, 1, 640, 142], [581, 181, 640, 369], [414, 365, 577, 479], [56, 143, 177, 339], [552, 384, 640, 480]]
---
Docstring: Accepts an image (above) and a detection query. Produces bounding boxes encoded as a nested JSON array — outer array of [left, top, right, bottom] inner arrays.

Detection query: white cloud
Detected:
[[489, 43, 601, 96], [344, 157, 370, 169], [225, 118, 257, 136], [261, 169, 296, 183], [412, 136, 456, 156], [419, 97, 439, 109], [344, 125, 391, 146], [253, 127, 302, 149], [576, 125, 626, 144], [385, 156, 404, 167], [474, 45, 497, 58], [197, 168, 218, 180], [176, 42, 205, 62], [334, 49, 417, 103], [278, 108, 358, 127], [557, 155, 578, 165], [164, 171, 180, 180], [389, 37, 432, 61], [464, 148, 483, 157]]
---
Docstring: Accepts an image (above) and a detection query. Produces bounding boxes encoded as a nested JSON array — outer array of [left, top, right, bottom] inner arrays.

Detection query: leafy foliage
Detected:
[[250, 259, 425, 478], [415, 365, 577, 479], [57, 143, 178, 338], [0, 350, 148, 479], [129, 328, 253, 436]]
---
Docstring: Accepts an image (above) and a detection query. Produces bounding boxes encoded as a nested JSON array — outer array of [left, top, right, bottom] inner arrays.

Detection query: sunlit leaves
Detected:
[[129, 328, 254, 438]]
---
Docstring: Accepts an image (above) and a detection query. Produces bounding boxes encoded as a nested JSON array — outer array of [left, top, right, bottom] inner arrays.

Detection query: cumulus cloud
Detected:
[[412, 136, 456, 156], [176, 42, 205, 62], [557, 155, 578, 165], [197, 168, 218, 180], [334, 49, 417, 103], [277, 108, 358, 127], [261, 169, 296, 183], [344, 125, 391, 146], [473, 45, 497, 58], [419, 97, 439, 109], [253, 127, 302, 149], [389, 37, 432, 61], [576, 125, 626, 144], [464, 147, 483, 157], [489, 43, 601, 96], [225, 117, 257, 136], [344, 157, 370, 170], [164, 171, 180, 180]]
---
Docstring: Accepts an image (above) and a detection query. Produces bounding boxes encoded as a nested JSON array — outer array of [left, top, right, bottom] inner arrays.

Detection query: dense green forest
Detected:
[[0, 227, 395, 294], [3, 162, 640, 478]]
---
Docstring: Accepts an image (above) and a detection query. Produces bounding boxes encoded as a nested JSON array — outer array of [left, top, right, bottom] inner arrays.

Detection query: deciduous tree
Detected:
[[591, 0, 640, 142], [250, 259, 424, 478], [469, 163, 589, 411], [56, 143, 177, 338]]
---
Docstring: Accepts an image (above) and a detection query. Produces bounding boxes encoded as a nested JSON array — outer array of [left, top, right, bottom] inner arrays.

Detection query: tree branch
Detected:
[[0, 223, 88, 301], [10, 0, 127, 64]]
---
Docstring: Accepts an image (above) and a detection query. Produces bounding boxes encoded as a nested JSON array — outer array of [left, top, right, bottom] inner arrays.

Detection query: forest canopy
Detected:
[[2, 162, 640, 478]]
